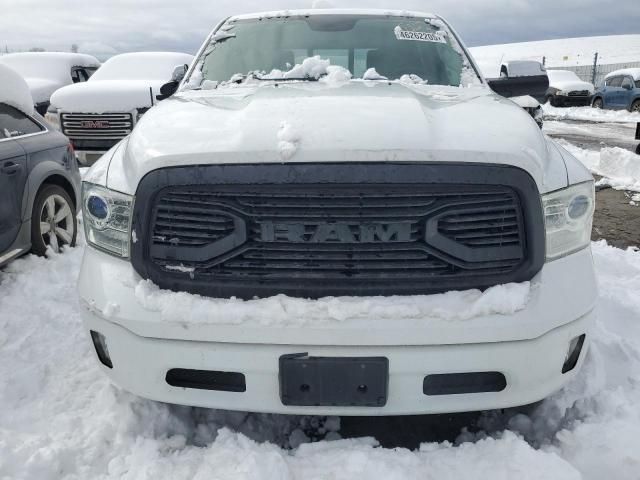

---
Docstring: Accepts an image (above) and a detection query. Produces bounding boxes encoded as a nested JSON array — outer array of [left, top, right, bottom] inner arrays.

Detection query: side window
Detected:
[[0, 103, 43, 138], [621, 77, 634, 89], [607, 76, 622, 87]]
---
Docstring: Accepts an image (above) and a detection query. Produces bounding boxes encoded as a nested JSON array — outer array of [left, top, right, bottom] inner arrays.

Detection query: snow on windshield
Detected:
[[547, 70, 581, 82], [90, 52, 194, 82], [188, 15, 479, 88]]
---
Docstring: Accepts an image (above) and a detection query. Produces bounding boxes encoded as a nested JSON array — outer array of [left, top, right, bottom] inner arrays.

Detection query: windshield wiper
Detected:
[[252, 74, 320, 82]]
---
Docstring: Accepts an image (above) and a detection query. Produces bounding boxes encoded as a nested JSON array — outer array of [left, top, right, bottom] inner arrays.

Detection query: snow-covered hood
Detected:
[[50, 80, 162, 113], [100, 81, 568, 194], [550, 79, 595, 94], [25, 77, 64, 104]]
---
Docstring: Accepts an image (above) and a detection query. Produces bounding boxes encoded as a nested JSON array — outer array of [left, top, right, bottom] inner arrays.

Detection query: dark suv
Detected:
[[0, 102, 80, 267]]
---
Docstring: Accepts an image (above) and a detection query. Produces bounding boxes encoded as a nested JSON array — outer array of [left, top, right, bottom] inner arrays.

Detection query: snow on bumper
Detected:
[[78, 246, 597, 414]]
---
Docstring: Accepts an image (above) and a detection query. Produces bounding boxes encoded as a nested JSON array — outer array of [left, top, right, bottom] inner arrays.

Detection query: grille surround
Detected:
[[61, 112, 133, 140], [131, 163, 545, 299]]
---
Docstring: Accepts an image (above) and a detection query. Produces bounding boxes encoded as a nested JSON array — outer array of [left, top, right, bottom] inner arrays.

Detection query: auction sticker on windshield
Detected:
[[394, 27, 446, 43]]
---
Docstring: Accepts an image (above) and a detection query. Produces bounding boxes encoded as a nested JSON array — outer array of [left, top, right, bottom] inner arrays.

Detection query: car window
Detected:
[[636, 80, 640, 89], [71, 67, 91, 83], [621, 77, 634, 89], [0, 103, 43, 138], [606, 76, 622, 87]]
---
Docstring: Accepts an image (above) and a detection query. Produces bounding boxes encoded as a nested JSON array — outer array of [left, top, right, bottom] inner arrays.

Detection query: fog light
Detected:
[[562, 334, 586, 374], [90, 330, 113, 369]]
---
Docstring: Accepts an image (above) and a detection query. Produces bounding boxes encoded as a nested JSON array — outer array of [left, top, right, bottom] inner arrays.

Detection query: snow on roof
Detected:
[[605, 68, 640, 81], [0, 52, 101, 78], [89, 52, 194, 82], [229, 8, 439, 21], [0, 64, 34, 116]]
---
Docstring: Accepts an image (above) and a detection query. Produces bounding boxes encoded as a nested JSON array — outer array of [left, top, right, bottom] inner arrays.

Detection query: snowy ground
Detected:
[[1, 238, 639, 479], [1, 109, 640, 479]]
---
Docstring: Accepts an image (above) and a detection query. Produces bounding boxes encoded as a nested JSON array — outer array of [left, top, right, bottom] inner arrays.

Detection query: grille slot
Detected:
[[61, 112, 133, 140]]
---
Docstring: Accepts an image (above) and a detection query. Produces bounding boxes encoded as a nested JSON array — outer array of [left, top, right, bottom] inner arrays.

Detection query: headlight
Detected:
[[82, 182, 133, 258], [543, 181, 595, 261], [555, 90, 565, 96], [44, 106, 60, 130]]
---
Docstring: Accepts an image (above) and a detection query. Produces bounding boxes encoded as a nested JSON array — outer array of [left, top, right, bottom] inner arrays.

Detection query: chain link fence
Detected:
[[546, 59, 640, 87]]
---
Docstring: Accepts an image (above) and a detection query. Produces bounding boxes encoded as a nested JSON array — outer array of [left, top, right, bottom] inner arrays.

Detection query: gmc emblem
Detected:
[[80, 120, 110, 129], [260, 222, 412, 243]]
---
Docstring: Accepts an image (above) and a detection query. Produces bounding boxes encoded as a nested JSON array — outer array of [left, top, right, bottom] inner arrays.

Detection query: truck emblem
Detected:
[[260, 222, 412, 243], [80, 120, 110, 129]]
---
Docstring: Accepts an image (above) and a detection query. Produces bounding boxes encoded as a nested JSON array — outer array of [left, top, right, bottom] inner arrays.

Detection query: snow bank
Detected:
[[543, 104, 640, 123], [2, 239, 640, 478], [557, 139, 640, 191], [133, 280, 530, 327], [0, 64, 34, 115]]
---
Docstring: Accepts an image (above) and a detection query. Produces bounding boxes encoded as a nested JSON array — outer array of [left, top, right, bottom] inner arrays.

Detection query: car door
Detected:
[[620, 76, 635, 109], [604, 76, 622, 108], [0, 112, 28, 254]]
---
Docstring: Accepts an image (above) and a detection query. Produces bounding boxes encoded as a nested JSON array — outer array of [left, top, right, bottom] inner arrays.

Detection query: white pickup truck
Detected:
[[46, 51, 193, 165], [79, 9, 596, 415]]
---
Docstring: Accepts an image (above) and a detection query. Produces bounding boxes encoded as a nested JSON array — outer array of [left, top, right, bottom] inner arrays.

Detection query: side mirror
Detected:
[[623, 83, 632, 91], [156, 64, 189, 101]]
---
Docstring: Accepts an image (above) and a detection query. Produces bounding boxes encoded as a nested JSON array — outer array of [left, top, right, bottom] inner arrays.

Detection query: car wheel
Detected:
[[592, 97, 603, 109], [31, 184, 77, 256], [630, 100, 640, 113]]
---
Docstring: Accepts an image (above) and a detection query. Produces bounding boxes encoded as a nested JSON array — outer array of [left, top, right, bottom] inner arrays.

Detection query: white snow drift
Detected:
[[1, 240, 639, 479]]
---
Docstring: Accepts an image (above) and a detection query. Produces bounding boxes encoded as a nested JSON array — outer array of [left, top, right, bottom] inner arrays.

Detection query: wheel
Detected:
[[592, 97, 603, 109], [630, 100, 640, 113], [31, 184, 77, 256]]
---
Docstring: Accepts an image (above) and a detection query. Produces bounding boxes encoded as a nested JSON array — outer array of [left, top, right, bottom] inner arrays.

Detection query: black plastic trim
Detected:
[[562, 334, 586, 374], [423, 372, 507, 395], [131, 163, 545, 299], [166, 368, 246, 392]]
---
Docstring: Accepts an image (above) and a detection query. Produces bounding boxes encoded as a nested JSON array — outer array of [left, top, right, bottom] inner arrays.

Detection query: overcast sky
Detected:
[[1, 0, 638, 56]]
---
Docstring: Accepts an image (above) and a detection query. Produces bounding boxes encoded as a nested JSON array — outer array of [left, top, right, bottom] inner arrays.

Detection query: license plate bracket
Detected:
[[279, 354, 388, 407]]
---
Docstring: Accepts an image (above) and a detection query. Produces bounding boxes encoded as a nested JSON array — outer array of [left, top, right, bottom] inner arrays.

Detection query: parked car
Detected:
[[0, 64, 80, 268], [0, 52, 100, 116], [45, 51, 194, 165], [79, 9, 595, 416], [545, 70, 594, 107], [592, 68, 640, 112]]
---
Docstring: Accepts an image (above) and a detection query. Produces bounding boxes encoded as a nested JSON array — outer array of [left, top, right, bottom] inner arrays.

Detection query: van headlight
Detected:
[[82, 182, 133, 258], [543, 181, 595, 261]]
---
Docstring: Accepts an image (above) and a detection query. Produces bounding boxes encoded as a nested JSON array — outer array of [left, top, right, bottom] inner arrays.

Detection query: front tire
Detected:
[[592, 97, 603, 109], [31, 184, 77, 256], [630, 100, 640, 113]]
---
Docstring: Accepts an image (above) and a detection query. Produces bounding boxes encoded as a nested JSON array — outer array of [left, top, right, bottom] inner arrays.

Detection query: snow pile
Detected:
[[0, 63, 34, 115], [133, 280, 530, 326], [543, 104, 640, 123], [261, 55, 352, 85], [1, 240, 640, 478], [362, 68, 388, 81], [557, 139, 640, 191], [276, 120, 301, 160]]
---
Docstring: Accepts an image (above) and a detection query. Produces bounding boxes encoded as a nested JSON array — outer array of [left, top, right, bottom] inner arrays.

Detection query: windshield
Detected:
[[192, 15, 479, 87], [547, 70, 580, 82]]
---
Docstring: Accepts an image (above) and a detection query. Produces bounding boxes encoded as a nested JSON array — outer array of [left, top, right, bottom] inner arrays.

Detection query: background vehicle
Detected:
[[0, 52, 100, 116], [79, 10, 595, 416], [592, 68, 640, 112], [46, 52, 194, 165], [0, 64, 80, 267], [545, 70, 594, 107]]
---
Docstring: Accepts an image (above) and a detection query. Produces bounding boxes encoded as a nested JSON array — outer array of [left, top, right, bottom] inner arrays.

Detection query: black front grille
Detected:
[[568, 90, 590, 97], [132, 163, 544, 299]]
